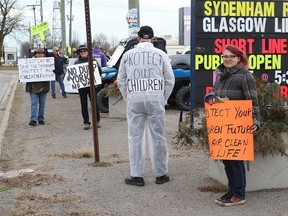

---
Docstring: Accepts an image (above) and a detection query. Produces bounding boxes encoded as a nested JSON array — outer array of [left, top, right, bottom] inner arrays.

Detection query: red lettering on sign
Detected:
[[206, 86, 213, 93], [262, 39, 288, 54], [280, 86, 288, 100], [214, 38, 254, 54], [206, 86, 287, 100]]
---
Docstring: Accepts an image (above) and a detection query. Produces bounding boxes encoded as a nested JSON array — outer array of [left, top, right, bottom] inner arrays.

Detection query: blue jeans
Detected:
[[30, 92, 47, 122], [51, 75, 66, 96], [223, 160, 246, 199]]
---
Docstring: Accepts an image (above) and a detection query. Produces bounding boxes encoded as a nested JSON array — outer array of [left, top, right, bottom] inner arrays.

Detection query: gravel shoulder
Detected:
[[0, 83, 287, 216]]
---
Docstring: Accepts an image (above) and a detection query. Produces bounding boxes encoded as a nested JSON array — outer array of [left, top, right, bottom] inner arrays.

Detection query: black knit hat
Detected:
[[76, 45, 88, 54], [138, 25, 154, 39]]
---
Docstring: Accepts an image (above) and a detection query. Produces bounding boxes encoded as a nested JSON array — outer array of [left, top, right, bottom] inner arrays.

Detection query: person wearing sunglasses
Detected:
[[205, 45, 260, 207], [74, 45, 101, 130]]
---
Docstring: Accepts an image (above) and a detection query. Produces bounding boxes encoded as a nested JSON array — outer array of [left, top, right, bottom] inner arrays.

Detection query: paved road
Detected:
[[0, 69, 18, 153]]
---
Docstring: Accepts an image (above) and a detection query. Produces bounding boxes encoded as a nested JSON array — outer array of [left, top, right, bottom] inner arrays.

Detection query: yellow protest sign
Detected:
[[205, 100, 254, 161], [30, 22, 50, 41]]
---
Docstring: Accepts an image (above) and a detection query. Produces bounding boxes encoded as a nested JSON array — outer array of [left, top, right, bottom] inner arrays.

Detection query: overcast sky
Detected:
[[5, 0, 191, 50]]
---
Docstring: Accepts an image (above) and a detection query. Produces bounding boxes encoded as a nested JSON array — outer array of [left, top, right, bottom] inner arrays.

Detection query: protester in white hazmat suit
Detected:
[[117, 26, 175, 186]]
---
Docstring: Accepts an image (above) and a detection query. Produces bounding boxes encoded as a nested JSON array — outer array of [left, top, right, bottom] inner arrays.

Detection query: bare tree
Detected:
[[71, 31, 81, 50], [0, 0, 24, 65], [109, 36, 119, 53], [45, 38, 53, 49], [92, 33, 110, 50], [20, 41, 31, 58]]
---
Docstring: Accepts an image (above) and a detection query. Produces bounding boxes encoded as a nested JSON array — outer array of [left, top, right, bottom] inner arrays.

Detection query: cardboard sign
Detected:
[[30, 22, 51, 41], [64, 61, 102, 90], [18, 57, 55, 83], [63, 58, 78, 93], [205, 100, 254, 161]]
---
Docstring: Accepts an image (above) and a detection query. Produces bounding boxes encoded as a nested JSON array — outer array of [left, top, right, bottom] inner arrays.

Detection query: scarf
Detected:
[[220, 64, 242, 81]]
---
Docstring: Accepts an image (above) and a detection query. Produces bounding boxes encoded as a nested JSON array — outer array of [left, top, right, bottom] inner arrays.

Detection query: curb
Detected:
[[0, 80, 18, 155]]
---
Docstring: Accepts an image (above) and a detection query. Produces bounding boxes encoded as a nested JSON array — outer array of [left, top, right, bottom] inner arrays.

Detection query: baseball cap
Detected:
[[138, 25, 154, 39]]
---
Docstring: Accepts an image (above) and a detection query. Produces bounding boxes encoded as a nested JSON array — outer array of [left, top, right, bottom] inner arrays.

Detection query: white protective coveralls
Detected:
[[117, 42, 175, 177]]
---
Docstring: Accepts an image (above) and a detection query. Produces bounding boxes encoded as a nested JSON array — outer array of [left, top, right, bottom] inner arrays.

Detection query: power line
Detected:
[[26, 4, 41, 26], [74, 0, 176, 11]]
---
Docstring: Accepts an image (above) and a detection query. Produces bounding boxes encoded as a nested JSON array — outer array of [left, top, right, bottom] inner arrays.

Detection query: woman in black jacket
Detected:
[[74, 45, 101, 130], [205, 45, 260, 207]]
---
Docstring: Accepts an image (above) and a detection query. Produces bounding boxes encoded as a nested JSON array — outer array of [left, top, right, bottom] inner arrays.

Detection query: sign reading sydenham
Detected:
[[18, 57, 55, 83], [64, 61, 102, 89], [189, 0, 288, 106]]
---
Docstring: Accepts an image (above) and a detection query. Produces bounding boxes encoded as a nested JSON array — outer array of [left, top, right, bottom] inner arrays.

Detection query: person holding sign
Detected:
[[205, 45, 260, 207], [117, 26, 175, 186], [26, 48, 50, 126], [74, 45, 101, 130], [50, 47, 67, 99]]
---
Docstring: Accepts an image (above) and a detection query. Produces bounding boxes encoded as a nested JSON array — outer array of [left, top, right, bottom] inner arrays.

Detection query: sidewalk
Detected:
[[0, 69, 18, 154], [0, 83, 287, 215]]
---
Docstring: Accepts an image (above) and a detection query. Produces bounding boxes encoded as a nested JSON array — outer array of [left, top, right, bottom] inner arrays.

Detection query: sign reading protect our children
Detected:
[[192, 0, 288, 106], [64, 61, 102, 89], [18, 57, 55, 83], [205, 100, 254, 161]]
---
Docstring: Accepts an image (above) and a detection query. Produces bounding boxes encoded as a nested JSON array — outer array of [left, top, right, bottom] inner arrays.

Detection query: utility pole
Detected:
[[26, 4, 40, 26], [29, 22, 32, 48], [61, 0, 67, 53], [127, 0, 140, 37], [67, 0, 73, 46], [40, 0, 43, 22]]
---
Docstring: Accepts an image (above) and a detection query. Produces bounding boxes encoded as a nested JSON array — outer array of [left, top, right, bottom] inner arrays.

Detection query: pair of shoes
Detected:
[[125, 176, 145, 186], [97, 122, 101, 128], [63, 94, 67, 98], [214, 192, 233, 204], [155, 174, 170, 184], [52, 95, 56, 99], [219, 196, 246, 207], [38, 120, 45, 125], [83, 123, 91, 130], [29, 120, 37, 126]]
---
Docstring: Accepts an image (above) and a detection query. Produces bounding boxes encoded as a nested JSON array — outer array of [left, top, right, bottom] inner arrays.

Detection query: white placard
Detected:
[[64, 61, 102, 90], [63, 58, 77, 93], [18, 57, 55, 83]]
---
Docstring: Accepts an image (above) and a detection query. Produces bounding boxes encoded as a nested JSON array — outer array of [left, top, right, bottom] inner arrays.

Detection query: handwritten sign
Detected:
[[63, 58, 78, 93], [205, 100, 254, 161], [123, 50, 165, 94], [64, 61, 102, 90], [18, 57, 55, 83], [30, 22, 51, 41]]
